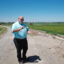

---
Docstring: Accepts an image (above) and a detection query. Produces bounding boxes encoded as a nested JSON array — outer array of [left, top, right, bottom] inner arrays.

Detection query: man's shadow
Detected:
[[23, 55, 41, 63]]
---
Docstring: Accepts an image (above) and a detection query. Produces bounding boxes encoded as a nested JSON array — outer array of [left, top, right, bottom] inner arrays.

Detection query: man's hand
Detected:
[[20, 26, 24, 30], [27, 30, 31, 34], [13, 26, 24, 32]]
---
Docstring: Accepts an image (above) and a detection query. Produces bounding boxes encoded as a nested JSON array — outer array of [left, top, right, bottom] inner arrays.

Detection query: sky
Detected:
[[0, 0, 64, 22]]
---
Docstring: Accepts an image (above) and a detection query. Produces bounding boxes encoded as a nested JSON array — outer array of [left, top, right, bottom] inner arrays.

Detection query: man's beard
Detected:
[[19, 21, 23, 24]]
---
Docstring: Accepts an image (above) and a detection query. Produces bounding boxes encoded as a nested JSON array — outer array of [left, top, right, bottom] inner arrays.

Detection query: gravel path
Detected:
[[0, 27, 64, 64]]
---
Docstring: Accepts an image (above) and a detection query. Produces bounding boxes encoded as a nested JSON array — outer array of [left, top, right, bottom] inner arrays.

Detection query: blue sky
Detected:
[[0, 0, 64, 22]]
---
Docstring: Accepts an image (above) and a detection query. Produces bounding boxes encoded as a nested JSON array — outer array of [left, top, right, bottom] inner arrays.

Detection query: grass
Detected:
[[27, 22, 64, 35], [0, 22, 64, 35], [0, 27, 7, 35], [0, 23, 12, 26]]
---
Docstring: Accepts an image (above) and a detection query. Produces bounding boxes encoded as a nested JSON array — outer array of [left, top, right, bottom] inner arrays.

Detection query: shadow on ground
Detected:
[[23, 55, 41, 63]]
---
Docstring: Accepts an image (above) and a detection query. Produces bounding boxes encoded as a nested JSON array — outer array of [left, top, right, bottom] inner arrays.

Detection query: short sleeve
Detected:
[[26, 26, 29, 31], [11, 24, 16, 33]]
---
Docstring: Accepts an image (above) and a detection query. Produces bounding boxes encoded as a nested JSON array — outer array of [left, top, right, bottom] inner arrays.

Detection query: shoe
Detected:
[[23, 57, 29, 63]]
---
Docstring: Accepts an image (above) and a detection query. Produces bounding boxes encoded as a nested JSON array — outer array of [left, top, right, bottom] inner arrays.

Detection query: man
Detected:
[[11, 16, 31, 64]]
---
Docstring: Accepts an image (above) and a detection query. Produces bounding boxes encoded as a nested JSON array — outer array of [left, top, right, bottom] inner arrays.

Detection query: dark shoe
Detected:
[[23, 57, 29, 63]]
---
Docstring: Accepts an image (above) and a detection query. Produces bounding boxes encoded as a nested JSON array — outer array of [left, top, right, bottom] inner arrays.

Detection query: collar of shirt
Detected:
[[17, 21, 24, 25]]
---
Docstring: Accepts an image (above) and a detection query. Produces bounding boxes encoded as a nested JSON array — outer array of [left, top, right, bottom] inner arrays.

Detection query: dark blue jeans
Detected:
[[13, 38, 28, 62]]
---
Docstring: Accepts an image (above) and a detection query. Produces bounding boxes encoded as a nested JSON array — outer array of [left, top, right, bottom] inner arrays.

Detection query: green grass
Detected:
[[0, 22, 64, 35], [0, 23, 12, 26], [0, 27, 7, 35], [27, 22, 64, 35]]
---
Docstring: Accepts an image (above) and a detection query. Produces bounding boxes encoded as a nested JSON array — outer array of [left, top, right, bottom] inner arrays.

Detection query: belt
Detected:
[[14, 38, 26, 40]]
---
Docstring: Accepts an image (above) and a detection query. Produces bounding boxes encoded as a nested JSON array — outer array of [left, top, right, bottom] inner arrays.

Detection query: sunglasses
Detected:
[[20, 19, 24, 20]]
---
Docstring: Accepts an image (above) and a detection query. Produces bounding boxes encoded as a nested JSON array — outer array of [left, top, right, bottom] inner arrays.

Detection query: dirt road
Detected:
[[0, 27, 64, 64]]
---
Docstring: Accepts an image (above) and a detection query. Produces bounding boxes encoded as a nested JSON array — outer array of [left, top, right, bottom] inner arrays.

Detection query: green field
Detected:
[[0, 27, 7, 35], [0, 22, 64, 35], [27, 22, 64, 35]]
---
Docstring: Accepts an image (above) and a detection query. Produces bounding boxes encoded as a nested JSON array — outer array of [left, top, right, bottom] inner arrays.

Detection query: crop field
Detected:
[[0, 22, 64, 35], [27, 22, 64, 35]]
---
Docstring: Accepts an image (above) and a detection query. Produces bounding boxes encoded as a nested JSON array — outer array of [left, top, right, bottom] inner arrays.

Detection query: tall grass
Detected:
[[27, 22, 64, 35], [0, 27, 7, 35]]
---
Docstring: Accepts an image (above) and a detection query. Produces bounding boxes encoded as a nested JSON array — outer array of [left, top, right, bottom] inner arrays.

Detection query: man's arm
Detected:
[[13, 26, 24, 32]]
